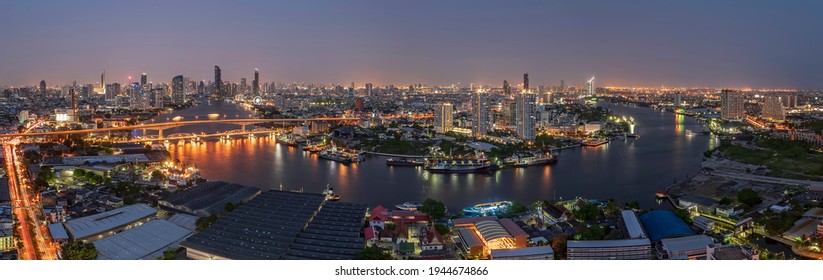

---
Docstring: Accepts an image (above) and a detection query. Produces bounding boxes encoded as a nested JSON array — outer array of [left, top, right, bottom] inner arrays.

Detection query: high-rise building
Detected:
[[365, 83, 373, 96], [354, 97, 364, 113], [500, 98, 516, 126], [39, 80, 46, 94], [560, 80, 565, 92], [516, 92, 537, 141], [140, 73, 148, 86], [434, 103, 453, 134], [240, 78, 247, 93], [101, 70, 106, 96], [472, 91, 490, 136], [587, 76, 595, 97], [674, 92, 682, 108], [523, 73, 529, 92], [762, 95, 785, 121], [720, 89, 745, 120], [503, 80, 511, 97], [214, 66, 222, 98], [782, 94, 798, 108], [150, 88, 165, 108], [253, 68, 259, 95], [172, 75, 185, 105], [70, 88, 77, 116]]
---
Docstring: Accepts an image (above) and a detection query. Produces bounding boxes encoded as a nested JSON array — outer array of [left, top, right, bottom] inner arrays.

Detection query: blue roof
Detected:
[[639, 210, 694, 242]]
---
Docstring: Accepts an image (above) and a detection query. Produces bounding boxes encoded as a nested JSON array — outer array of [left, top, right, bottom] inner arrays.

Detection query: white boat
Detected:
[[462, 201, 513, 216], [395, 201, 424, 211]]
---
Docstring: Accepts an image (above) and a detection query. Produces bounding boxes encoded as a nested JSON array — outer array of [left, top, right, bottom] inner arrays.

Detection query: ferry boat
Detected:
[[275, 134, 298, 146], [581, 138, 609, 147], [386, 157, 425, 167], [395, 201, 423, 211], [323, 185, 341, 201], [424, 159, 491, 174], [505, 152, 557, 167], [319, 148, 353, 163], [462, 201, 513, 216]]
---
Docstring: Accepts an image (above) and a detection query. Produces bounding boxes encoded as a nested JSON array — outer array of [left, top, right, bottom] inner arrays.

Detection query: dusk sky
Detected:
[[1, 1, 821, 88]]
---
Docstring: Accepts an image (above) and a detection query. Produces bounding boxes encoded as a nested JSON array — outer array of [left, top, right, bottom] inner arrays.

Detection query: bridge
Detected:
[[0, 117, 359, 139]]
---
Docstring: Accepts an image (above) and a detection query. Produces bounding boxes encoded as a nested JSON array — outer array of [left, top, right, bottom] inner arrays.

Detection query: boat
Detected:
[[685, 130, 697, 136], [386, 157, 425, 166], [505, 152, 557, 167], [655, 191, 668, 199], [395, 201, 423, 211], [462, 201, 513, 216], [582, 138, 608, 147], [275, 134, 298, 146], [319, 148, 353, 163], [626, 134, 640, 139], [323, 184, 341, 201], [424, 159, 491, 174]]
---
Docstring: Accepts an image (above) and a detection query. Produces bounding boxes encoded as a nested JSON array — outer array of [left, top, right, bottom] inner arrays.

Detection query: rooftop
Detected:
[[639, 210, 694, 242], [491, 246, 554, 259], [567, 238, 652, 248], [93, 219, 192, 260], [282, 202, 368, 260], [158, 181, 261, 217], [47, 223, 69, 240], [660, 235, 714, 254], [64, 204, 157, 240], [621, 210, 646, 239]]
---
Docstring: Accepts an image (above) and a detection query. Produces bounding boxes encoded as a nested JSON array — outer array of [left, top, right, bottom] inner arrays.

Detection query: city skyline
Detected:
[[1, 1, 822, 88]]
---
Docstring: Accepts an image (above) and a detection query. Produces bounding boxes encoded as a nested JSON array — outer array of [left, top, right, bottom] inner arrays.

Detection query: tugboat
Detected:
[[386, 157, 425, 166], [323, 184, 341, 201]]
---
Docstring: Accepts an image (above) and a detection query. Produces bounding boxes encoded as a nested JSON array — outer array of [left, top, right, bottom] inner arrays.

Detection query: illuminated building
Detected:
[[172, 75, 185, 105], [674, 92, 682, 107], [453, 216, 528, 258], [214, 65, 223, 98], [782, 94, 798, 108], [762, 95, 785, 121], [516, 91, 537, 140], [503, 80, 511, 97], [100, 70, 106, 96], [472, 91, 490, 136], [720, 89, 744, 120], [365, 83, 373, 96], [140, 72, 147, 86], [434, 103, 453, 133], [523, 73, 529, 91], [587, 76, 595, 97], [567, 239, 652, 260], [253, 68, 259, 95], [355, 97, 364, 113], [39, 80, 46, 94]]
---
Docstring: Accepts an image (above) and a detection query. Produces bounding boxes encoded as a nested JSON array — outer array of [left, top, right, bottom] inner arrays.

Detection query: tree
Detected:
[[719, 197, 733, 205], [626, 201, 641, 210], [195, 214, 219, 232], [62, 241, 98, 260], [224, 202, 236, 212], [73, 168, 86, 179], [157, 248, 179, 260], [356, 245, 393, 260], [674, 209, 693, 225], [150, 170, 166, 181], [434, 224, 450, 236], [573, 204, 602, 222], [419, 198, 447, 221], [604, 199, 621, 216], [737, 188, 763, 207]]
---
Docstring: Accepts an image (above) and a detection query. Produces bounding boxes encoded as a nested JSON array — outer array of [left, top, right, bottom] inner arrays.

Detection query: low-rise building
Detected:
[[693, 216, 715, 232], [567, 239, 652, 260], [491, 246, 554, 260], [658, 235, 714, 260], [63, 203, 157, 242], [706, 244, 758, 260]]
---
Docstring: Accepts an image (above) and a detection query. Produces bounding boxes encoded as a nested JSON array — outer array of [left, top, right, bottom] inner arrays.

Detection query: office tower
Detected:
[[500, 98, 517, 126], [198, 81, 205, 94], [214, 66, 222, 98], [101, 70, 106, 96], [129, 82, 143, 109], [516, 91, 537, 141], [70, 88, 77, 116], [172, 75, 185, 105], [674, 92, 682, 108], [434, 103, 454, 134], [720, 89, 744, 120], [40, 80, 46, 94], [503, 80, 511, 96], [472, 91, 490, 136], [365, 83, 373, 96], [762, 95, 786, 121], [588, 76, 595, 97], [140, 73, 147, 86], [253, 68, 259, 95], [560, 80, 565, 92], [240, 78, 247, 93], [150, 88, 165, 108], [523, 73, 529, 92]]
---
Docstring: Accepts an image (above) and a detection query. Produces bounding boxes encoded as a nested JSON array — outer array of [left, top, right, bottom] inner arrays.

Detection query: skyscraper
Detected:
[[516, 91, 537, 141], [101, 70, 106, 96], [674, 92, 682, 108], [782, 94, 798, 108], [762, 95, 785, 121], [587, 76, 595, 97], [560, 80, 565, 92], [523, 73, 529, 92], [434, 103, 453, 134], [214, 65, 223, 98], [720, 89, 744, 120], [140, 73, 148, 86], [355, 97, 364, 113], [70, 87, 77, 116], [365, 83, 373, 96], [240, 78, 247, 93], [253, 68, 260, 95], [472, 91, 490, 136], [39, 80, 46, 94], [503, 80, 511, 97], [172, 75, 185, 105]]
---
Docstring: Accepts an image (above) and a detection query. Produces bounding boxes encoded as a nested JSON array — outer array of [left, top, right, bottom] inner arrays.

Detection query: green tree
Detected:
[[626, 201, 641, 210], [195, 214, 219, 232], [604, 199, 621, 216], [150, 170, 166, 181], [674, 209, 693, 225], [573, 204, 602, 222], [419, 198, 447, 221], [62, 241, 98, 260], [719, 197, 733, 205], [737, 188, 763, 207], [434, 224, 450, 236], [356, 245, 393, 260], [157, 248, 179, 260], [73, 168, 86, 179], [224, 202, 236, 212]]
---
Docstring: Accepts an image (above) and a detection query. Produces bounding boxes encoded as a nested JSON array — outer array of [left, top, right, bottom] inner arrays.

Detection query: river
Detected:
[[137, 100, 717, 210]]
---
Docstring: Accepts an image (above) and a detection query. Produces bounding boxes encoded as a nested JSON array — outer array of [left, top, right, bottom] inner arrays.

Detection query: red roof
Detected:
[[499, 218, 528, 238], [425, 226, 445, 245], [370, 205, 388, 222], [364, 226, 378, 241], [389, 210, 430, 223]]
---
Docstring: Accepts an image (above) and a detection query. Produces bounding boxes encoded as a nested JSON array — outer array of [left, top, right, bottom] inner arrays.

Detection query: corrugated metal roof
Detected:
[[64, 204, 157, 239], [93, 219, 192, 260], [639, 210, 694, 242], [567, 239, 651, 248], [621, 210, 647, 239]]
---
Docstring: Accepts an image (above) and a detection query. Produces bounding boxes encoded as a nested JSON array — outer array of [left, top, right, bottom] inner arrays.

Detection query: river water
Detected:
[[138, 100, 717, 210]]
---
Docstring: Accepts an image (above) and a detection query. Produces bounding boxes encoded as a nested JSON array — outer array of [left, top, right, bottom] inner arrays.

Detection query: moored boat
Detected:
[[424, 159, 491, 174], [386, 157, 425, 166], [462, 201, 513, 216], [395, 201, 423, 211]]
